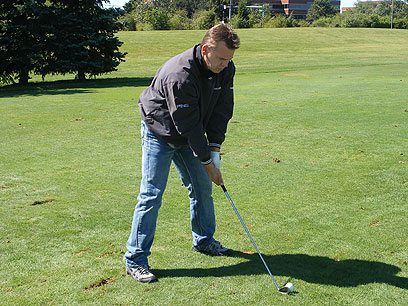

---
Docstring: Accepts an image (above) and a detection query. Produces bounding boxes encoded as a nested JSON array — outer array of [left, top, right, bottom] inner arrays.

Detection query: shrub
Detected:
[[169, 10, 190, 30], [341, 12, 366, 27], [248, 12, 262, 28], [297, 19, 311, 27], [191, 10, 217, 30], [393, 17, 408, 29], [312, 16, 333, 27], [229, 15, 250, 28], [368, 15, 390, 28], [123, 16, 137, 31], [264, 14, 293, 28], [329, 14, 342, 27], [144, 9, 170, 30]]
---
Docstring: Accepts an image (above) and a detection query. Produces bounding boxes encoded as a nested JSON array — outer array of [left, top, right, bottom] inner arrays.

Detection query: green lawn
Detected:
[[1, 28, 407, 305]]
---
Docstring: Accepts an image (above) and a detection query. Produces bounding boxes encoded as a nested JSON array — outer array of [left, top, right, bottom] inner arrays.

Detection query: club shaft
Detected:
[[221, 185, 280, 290]]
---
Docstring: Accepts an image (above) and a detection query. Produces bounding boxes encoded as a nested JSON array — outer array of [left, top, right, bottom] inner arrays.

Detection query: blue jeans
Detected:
[[124, 121, 216, 267]]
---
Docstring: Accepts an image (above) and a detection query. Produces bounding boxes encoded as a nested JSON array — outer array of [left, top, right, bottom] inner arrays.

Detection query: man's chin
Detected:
[[212, 68, 224, 74]]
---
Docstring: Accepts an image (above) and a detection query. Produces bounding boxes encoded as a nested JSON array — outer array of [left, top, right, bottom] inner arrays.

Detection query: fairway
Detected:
[[1, 28, 407, 305]]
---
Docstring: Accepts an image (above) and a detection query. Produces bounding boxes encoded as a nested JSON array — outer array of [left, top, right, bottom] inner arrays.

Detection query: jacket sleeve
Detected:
[[206, 62, 235, 147], [163, 78, 212, 163]]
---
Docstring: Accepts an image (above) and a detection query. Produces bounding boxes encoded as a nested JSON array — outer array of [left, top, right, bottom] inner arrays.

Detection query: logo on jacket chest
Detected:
[[176, 104, 190, 109]]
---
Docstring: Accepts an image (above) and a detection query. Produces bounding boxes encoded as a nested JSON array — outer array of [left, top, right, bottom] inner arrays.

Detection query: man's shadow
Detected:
[[154, 251, 408, 289]]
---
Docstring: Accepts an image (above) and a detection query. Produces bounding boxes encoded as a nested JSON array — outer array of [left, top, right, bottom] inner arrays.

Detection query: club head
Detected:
[[278, 282, 294, 294]]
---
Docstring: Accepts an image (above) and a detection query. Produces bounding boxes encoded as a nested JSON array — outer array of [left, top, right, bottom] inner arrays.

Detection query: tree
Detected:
[[122, 0, 150, 28], [306, 0, 338, 22], [43, 0, 126, 80], [0, 0, 49, 85], [235, 0, 250, 28], [0, 0, 126, 85], [373, 0, 408, 19], [191, 9, 217, 29], [209, 0, 223, 21], [172, 0, 208, 18], [144, 8, 170, 30], [354, 1, 378, 15]]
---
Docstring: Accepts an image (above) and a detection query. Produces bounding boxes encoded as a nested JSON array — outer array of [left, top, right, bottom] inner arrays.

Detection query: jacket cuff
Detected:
[[209, 143, 221, 149], [201, 158, 212, 165]]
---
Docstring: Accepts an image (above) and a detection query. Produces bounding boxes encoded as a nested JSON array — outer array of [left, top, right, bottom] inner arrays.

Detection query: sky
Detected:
[[105, 0, 358, 10]]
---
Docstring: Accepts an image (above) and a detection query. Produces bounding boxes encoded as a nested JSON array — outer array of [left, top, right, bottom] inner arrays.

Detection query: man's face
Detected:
[[202, 41, 235, 74]]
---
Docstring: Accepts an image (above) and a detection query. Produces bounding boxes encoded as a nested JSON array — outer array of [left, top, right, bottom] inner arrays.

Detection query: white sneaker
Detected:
[[126, 265, 157, 283]]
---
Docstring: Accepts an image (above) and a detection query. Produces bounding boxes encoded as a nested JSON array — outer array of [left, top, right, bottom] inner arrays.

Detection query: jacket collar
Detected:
[[195, 44, 215, 78]]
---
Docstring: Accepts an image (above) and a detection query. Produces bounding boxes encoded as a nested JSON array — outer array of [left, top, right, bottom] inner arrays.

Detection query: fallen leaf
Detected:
[[244, 163, 251, 168], [71, 117, 83, 122], [273, 158, 280, 163], [242, 251, 255, 255], [398, 161, 405, 164], [75, 248, 91, 256], [403, 260, 407, 265]]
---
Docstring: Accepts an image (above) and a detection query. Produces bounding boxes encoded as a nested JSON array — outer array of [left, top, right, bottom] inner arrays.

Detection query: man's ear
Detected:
[[201, 44, 208, 56]]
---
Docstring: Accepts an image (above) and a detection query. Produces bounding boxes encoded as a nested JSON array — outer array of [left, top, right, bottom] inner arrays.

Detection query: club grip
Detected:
[[221, 185, 227, 193]]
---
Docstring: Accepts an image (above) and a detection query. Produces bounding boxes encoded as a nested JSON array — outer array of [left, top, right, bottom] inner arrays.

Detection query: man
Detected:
[[124, 24, 240, 283]]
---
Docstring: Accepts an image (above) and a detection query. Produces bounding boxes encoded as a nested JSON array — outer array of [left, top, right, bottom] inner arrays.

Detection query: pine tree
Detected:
[[44, 0, 126, 80], [0, 0, 49, 85], [0, 0, 126, 85]]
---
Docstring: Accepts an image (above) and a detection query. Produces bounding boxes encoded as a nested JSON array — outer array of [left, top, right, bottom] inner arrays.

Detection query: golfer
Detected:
[[124, 24, 240, 283]]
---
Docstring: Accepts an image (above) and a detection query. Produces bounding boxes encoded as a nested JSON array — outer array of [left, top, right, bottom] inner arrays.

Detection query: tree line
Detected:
[[0, 0, 126, 85], [2, 0, 406, 86], [119, 0, 408, 30]]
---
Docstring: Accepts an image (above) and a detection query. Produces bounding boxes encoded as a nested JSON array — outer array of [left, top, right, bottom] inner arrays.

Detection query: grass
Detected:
[[1, 28, 407, 305]]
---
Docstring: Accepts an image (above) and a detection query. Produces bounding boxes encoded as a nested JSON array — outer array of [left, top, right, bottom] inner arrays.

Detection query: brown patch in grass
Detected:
[[84, 277, 115, 292], [30, 199, 55, 206]]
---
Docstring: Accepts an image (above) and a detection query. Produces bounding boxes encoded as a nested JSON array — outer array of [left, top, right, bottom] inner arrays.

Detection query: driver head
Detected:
[[278, 282, 294, 294]]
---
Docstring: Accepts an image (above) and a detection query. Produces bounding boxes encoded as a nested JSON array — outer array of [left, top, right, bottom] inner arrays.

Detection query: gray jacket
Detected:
[[138, 44, 235, 164]]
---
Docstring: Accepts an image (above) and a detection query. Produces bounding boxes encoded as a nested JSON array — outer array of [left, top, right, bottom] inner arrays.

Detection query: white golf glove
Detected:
[[211, 151, 221, 170]]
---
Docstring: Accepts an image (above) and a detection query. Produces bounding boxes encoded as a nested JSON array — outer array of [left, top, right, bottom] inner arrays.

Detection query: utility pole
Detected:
[[229, 0, 232, 20], [391, 0, 394, 29]]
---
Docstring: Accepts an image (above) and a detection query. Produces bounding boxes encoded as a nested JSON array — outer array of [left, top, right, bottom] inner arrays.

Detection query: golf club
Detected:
[[221, 184, 294, 294]]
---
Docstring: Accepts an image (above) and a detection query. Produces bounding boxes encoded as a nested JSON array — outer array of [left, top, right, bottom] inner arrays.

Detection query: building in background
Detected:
[[249, 0, 341, 19]]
